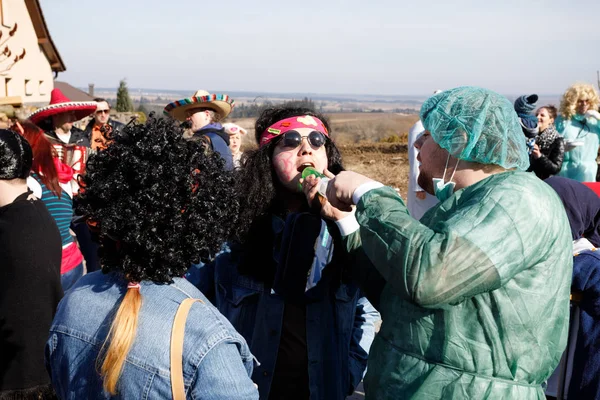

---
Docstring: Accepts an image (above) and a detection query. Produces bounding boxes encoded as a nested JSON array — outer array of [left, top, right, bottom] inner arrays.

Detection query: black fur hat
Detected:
[[0, 129, 32, 180], [76, 116, 239, 283]]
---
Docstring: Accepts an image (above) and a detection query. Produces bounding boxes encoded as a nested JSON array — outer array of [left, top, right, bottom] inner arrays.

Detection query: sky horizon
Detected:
[[79, 85, 565, 100], [42, 0, 600, 97]]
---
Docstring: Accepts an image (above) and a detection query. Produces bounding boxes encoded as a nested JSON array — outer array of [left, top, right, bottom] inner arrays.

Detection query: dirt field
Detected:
[[339, 143, 410, 198], [232, 113, 417, 198]]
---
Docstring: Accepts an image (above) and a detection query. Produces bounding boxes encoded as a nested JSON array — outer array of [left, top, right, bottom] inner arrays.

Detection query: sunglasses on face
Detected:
[[280, 130, 327, 149], [96, 109, 110, 114]]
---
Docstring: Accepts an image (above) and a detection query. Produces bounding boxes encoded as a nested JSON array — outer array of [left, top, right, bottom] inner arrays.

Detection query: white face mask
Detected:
[[432, 154, 460, 202]]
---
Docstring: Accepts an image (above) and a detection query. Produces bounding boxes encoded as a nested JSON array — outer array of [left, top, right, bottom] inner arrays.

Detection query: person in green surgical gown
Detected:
[[302, 86, 573, 399]]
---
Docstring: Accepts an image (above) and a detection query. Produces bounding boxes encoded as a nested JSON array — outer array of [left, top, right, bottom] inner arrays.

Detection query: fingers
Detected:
[[325, 182, 352, 211], [323, 168, 335, 179], [301, 175, 320, 205]]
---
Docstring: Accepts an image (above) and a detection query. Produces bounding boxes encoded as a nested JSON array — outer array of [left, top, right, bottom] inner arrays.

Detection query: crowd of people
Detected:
[[1, 82, 600, 400]]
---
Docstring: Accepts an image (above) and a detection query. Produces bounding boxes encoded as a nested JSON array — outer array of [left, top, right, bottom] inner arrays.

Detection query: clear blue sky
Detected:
[[41, 0, 600, 95]]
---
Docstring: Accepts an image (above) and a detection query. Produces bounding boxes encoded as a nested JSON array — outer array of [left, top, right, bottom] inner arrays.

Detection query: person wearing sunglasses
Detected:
[[186, 106, 380, 400], [164, 90, 235, 171], [82, 98, 125, 151]]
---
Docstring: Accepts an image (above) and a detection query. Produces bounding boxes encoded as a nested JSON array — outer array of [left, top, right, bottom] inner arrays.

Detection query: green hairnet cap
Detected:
[[420, 86, 530, 171]]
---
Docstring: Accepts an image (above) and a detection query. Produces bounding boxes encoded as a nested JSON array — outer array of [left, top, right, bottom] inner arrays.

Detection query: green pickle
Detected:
[[302, 167, 326, 180]]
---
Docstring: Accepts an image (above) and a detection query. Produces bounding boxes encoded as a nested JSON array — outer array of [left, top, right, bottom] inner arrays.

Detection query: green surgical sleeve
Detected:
[[343, 230, 385, 310], [355, 186, 516, 309]]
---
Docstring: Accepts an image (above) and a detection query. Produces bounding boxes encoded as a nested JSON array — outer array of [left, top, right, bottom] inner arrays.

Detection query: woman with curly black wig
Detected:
[[189, 107, 380, 400], [45, 117, 259, 399]]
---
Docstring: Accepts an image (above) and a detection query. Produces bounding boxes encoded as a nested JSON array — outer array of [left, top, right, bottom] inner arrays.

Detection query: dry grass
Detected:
[[230, 113, 418, 145], [328, 113, 418, 145], [339, 143, 410, 198], [232, 113, 416, 198]]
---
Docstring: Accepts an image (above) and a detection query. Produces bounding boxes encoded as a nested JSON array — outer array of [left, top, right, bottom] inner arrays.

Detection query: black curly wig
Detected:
[[76, 116, 239, 283]]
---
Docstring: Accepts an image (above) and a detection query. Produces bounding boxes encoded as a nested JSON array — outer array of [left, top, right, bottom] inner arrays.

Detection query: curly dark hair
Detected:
[[233, 107, 344, 242], [76, 116, 239, 283], [232, 107, 344, 282]]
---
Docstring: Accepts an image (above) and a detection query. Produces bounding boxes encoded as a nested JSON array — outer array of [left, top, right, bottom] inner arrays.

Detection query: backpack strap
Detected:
[[203, 132, 234, 171], [170, 298, 204, 400]]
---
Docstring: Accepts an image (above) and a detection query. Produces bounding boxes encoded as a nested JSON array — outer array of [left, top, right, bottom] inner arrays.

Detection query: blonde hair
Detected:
[[98, 286, 142, 395], [559, 83, 600, 120]]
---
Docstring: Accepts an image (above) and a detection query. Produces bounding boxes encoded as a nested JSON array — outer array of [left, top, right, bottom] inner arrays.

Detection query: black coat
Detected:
[[0, 191, 62, 397], [528, 136, 565, 180], [45, 126, 90, 147]]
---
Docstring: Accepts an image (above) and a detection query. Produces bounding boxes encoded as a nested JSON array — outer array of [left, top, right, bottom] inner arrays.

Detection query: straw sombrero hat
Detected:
[[163, 90, 234, 121], [28, 88, 98, 131]]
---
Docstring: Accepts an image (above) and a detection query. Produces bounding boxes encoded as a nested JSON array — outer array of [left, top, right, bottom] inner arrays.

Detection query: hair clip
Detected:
[[127, 282, 141, 290]]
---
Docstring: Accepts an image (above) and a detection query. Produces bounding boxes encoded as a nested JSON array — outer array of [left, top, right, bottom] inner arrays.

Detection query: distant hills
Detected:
[[85, 87, 562, 113], [89, 87, 431, 103]]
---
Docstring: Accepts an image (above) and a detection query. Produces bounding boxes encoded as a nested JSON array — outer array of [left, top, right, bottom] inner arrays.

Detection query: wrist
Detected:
[[352, 181, 384, 205], [335, 210, 359, 236]]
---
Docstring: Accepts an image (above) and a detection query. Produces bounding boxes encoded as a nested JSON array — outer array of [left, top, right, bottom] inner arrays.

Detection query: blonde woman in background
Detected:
[[557, 83, 600, 182], [223, 123, 247, 168]]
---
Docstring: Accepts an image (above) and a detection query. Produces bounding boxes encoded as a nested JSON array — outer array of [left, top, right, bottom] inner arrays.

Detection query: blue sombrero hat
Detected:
[[163, 89, 234, 121]]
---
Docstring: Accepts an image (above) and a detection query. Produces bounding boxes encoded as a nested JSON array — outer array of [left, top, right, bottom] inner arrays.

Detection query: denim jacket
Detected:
[[45, 271, 259, 399], [186, 216, 380, 400]]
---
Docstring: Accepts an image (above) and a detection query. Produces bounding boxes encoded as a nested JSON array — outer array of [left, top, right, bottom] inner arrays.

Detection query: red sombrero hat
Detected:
[[28, 88, 98, 130]]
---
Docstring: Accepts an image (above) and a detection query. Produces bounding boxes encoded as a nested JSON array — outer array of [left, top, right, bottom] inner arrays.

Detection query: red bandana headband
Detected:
[[260, 115, 329, 147]]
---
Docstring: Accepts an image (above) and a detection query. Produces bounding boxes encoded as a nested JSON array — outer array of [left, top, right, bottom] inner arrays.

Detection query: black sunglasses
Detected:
[[280, 130, 327, 149]]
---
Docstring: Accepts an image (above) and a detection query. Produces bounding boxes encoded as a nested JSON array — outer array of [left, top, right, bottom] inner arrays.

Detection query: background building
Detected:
[[0, 0, 65, 105]]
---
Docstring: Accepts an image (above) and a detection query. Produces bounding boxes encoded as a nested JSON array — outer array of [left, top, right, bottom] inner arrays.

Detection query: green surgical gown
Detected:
[[345, 171, 572, 399]]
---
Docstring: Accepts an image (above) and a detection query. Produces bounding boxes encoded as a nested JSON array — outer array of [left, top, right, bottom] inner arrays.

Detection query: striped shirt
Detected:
[[29, 173, 74, 246]]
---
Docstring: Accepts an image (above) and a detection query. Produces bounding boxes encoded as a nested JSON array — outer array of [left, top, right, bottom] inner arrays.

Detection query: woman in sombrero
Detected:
[[28, 88, 103, 274], [164, 90, 235, 170], [16, 121, 85, 291]]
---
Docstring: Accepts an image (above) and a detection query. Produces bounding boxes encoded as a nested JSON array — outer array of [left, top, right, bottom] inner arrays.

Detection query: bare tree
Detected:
[[0, 24, 25, 75]]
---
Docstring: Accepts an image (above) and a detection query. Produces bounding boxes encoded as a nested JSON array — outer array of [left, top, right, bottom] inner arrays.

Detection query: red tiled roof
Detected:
[[54, 81, 95, 102]]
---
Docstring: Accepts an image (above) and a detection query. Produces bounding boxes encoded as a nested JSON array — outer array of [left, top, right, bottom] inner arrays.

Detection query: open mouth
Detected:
[[297, 162, 315, 173]]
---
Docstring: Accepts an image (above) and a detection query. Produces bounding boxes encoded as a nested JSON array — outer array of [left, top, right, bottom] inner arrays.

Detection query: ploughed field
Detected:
[[338, 142, 410, 198]]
